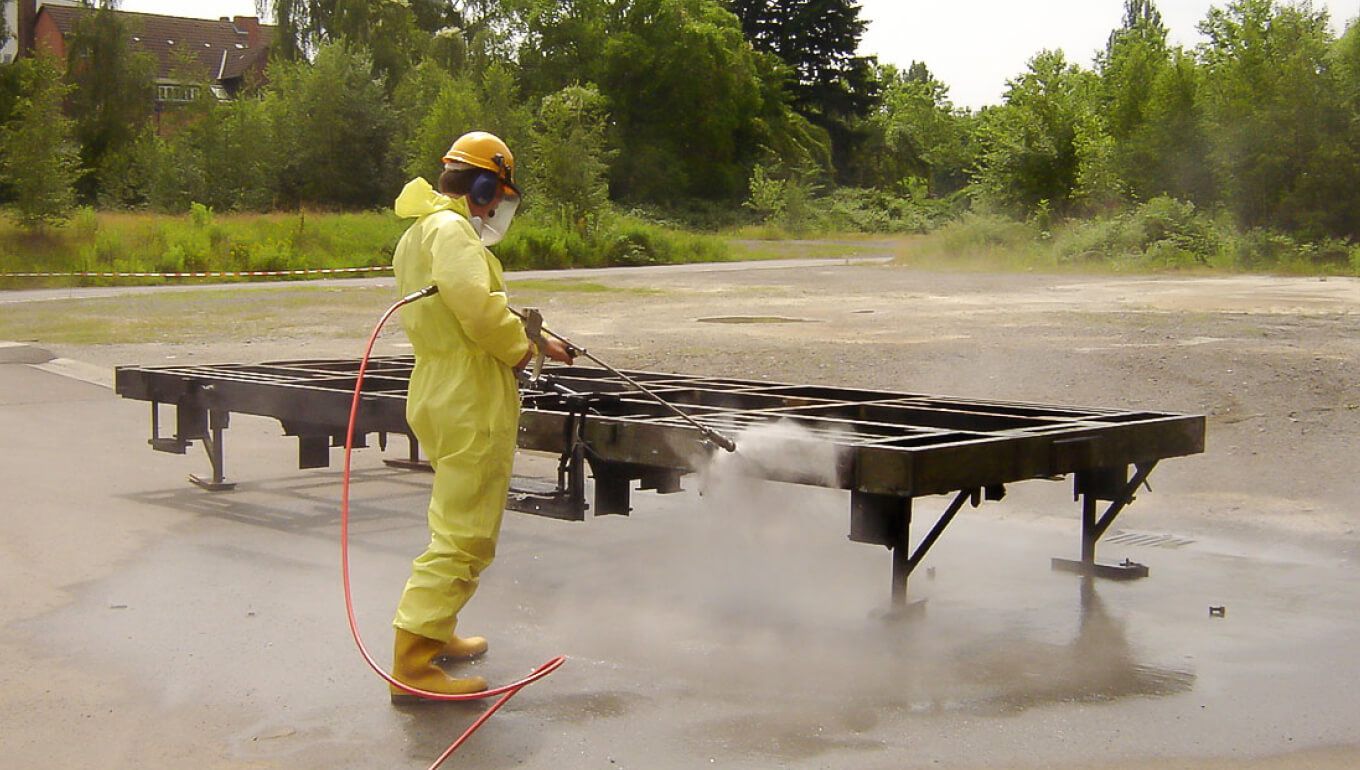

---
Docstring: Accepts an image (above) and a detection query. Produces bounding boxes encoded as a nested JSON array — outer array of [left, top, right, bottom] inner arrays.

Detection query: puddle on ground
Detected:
[[538, 691, 642, 723], [691, 712, 886, 761], [697, 316, 818, 324]]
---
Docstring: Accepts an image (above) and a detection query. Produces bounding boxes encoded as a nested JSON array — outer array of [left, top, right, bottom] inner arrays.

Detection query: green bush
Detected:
[[1142, 239, 1205, 270], [818, 188, 952, 234], [1125, 196, 1219, 263], [744, 164, 787, 224], [896, 194, 1360, 275], [1051, 196, 1221, 267], [624, 200, 751, 232], [1050, 215, 1134, 264], [605, 217, 727, 266], [940, 212, 1036, 253], [496, 219, 588, 269], [1228, 228, 1299, 271], [496, 210, 729, 270], [1297, 239, 1353, 269]]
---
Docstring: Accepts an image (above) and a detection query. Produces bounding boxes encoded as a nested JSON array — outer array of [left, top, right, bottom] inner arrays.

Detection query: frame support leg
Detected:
[[890, 498, 913, 607], [190, 409, 236, 491], [853, 490, 974, 616], [1053, 462, 1157, 580]]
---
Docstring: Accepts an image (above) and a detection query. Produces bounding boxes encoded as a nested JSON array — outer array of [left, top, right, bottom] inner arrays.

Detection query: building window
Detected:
[[157, 84, 200, 103]]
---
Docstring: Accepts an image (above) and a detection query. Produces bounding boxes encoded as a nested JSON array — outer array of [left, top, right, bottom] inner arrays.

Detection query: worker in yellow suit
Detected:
[[389, 131, 573, 701]]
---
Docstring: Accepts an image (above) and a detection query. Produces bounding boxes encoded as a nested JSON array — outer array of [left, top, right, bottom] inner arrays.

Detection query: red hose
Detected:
[[341, 294, 565, 769]]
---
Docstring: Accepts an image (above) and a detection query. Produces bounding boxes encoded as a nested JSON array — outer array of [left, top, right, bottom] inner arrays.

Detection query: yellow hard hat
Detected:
[[442, 131, 519, 196]]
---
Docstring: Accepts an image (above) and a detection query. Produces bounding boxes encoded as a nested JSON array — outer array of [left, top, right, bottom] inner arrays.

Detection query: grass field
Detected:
[[893, 209, 1360, 276], [0, 207, 736, 289], [4, 203, 1357, 296]]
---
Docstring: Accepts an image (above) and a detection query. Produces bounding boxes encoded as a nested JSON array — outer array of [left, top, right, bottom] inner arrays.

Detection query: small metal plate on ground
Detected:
[[1051, 557, 1150, 580], [873, 600, 928, 623], [507, 476, 585, 521], [189, 474, 236, 492], [696, 316, 817, 324]]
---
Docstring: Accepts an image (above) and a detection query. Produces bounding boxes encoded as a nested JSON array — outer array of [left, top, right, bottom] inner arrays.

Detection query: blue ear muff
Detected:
[[470, 171, 499, 206]]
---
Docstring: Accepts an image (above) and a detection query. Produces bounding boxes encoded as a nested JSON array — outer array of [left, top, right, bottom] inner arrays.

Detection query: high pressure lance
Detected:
[[408, 285, 738, 453], [506, 304, 738, 453]]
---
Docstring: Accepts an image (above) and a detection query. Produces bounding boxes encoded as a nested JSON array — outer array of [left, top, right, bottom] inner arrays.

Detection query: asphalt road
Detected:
[[0, 256, 891, 306]]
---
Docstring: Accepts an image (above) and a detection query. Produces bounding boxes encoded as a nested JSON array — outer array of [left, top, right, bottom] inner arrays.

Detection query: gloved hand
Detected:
[[541, 338, 574, 365], [514, 337, 574, 371]]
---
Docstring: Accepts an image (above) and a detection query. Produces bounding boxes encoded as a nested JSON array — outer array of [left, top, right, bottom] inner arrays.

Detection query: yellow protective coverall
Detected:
[[390, 177, 530, 643]]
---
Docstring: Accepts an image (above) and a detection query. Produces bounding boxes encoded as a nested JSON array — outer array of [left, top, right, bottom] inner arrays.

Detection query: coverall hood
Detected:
[[396, 176, 512, 245], [395, 177, 472, 221]]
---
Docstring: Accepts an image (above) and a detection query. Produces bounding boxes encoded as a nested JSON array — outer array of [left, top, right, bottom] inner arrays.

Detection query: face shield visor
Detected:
[[449, 157, 521, 247], [476, 185, 519, 246]]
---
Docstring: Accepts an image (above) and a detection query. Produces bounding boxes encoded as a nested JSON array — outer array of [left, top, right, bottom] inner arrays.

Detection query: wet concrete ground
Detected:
[[2, 343, 1358, 769]]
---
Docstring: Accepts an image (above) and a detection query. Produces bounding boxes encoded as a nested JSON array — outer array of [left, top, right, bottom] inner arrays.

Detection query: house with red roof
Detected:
[[7, 1, 272, 107]]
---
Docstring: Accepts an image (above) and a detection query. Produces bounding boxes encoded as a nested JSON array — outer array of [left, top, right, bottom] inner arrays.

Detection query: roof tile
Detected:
[[41, 6, 273, 83]]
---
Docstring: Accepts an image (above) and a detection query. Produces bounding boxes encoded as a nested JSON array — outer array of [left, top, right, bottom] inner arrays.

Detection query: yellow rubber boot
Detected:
[[390, 628, 488, 703], [438, 632, 488, 662]]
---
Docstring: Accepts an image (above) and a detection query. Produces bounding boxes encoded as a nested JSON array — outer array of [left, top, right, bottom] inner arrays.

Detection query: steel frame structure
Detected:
[[115, 357, 1205, 608]]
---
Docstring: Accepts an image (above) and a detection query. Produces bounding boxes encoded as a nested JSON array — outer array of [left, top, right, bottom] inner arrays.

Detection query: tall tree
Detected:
[[513, 0, 615, 100], [263, 0, 322, 60], [150, 91, 279, 212], [0, 54, 80, 227], [514, 0, 830, 197], [65, 0, 156, 202], [265, 0, 428, 85], [408, 0, 464, 33], [856, 61, 971, 196], [1109, 0, 1165, 48], [402, 71, 480, 183], [1096, 0, 1214, 203], [1099, 0, 1169, 146], [530, 83, 614, 230], [1333, 19, 1360, 117], [726, 0, 878, 180], [972, 50, 1100, 213], [1198, 0, 1356, 237], [1127, 48, 1215, 204], [602, 0, 768, 200], [748, 49, 834, 175], [266, 43, 397, 208]]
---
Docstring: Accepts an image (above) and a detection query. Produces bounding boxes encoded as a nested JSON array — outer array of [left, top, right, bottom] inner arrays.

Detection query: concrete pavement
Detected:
[[0, 256, 893, 306], [2, 345, 1358, 769]]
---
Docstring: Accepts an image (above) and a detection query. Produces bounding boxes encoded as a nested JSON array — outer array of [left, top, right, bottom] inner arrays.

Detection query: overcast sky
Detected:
[[120, 0, 1360, 110], [859, 0, 1357, 109]]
